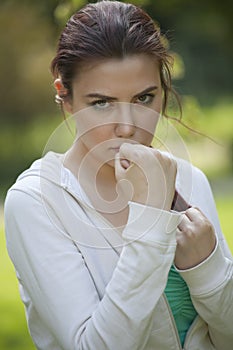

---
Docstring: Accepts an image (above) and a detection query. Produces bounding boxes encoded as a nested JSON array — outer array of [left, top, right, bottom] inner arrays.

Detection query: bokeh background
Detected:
[[0, 0, 232, 348]]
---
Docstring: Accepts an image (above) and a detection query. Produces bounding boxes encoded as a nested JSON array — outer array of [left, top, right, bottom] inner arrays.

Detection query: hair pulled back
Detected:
[[51, 0, 179, 116]]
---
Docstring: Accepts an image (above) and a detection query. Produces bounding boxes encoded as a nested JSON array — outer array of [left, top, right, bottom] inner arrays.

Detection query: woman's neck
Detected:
[[63, 142, 129, 229], [64, 141, 115, 184]]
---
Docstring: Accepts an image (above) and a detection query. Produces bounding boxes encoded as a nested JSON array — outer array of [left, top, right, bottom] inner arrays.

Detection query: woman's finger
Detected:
[[184, 207, 204, 222], [177, 212, 191, 231]]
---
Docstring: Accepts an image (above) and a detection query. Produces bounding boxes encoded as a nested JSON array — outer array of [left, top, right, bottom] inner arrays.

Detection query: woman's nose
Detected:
[[114, 104, 136, 138]]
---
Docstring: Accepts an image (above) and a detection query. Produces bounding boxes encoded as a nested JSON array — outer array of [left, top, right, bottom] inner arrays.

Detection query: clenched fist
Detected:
[[175, 207, 216, 270], [115, 143, 177, 210]]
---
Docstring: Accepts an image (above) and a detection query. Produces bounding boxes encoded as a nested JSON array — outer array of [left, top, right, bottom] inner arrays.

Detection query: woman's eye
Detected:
[[136, 94, 154, 105], [91, 100, 111, 110]]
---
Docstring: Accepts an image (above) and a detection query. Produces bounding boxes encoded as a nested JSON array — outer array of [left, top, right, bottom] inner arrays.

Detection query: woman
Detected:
[[4, 1, 233, 349]]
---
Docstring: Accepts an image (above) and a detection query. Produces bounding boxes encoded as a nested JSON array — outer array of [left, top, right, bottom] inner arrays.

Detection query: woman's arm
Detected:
[[178, 243, 233, 349], [176, 166, 233, 349], [4, 179, 181, 350]]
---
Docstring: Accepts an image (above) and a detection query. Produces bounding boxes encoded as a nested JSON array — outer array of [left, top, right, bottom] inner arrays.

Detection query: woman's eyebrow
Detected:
[[84, 93, 118, 101], [133, 85, 158, 98], [84, 85, 158, 100]]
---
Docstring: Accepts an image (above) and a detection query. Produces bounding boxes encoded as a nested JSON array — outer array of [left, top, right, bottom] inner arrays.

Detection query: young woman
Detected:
[[4, 1, 233, 349]]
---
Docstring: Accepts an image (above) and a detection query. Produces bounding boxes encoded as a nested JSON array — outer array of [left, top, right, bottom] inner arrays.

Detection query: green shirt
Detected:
[[165, 265, 198, 347]]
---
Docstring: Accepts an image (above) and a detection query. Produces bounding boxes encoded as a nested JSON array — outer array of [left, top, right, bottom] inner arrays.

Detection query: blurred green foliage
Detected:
[[0, 219, 36, 350], [0, 0, 232, 124]]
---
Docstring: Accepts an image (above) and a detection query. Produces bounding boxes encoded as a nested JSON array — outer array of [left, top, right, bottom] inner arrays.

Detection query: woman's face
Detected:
[[64, 54, 163, 167]]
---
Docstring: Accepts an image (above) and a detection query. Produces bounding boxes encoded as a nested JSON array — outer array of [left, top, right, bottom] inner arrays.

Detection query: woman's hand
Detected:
[[175, 207, 216, 270], [115, 143, 177, 210]]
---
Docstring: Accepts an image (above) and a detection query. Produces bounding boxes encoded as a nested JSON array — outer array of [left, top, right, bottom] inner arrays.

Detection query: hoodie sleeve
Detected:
[[4, 176, 182, 350], [177, 166, 233, 350]]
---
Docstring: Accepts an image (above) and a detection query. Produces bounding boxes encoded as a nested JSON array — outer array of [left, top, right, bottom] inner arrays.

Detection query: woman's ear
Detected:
[[54, 78, 73, 114]]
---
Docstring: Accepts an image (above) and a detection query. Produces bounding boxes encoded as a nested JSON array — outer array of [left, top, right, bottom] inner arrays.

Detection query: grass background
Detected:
[[1, 219, 35, 350]]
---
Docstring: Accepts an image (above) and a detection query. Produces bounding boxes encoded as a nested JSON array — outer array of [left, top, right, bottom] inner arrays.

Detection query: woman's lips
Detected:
[[111, 147, 120, 152]]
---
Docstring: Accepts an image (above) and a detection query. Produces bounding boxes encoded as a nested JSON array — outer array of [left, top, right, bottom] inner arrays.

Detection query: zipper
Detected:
[[162, 294, 183, 350], [64, 175, 184, 347], [73, 197, 123, 255], [163, 291, 201, 350], [70, 189, 183, 347], [182, 314, 200, 349]]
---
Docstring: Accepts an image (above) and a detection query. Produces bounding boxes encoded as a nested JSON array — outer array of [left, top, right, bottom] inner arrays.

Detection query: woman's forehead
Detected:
[[72, 55, 161, 90]]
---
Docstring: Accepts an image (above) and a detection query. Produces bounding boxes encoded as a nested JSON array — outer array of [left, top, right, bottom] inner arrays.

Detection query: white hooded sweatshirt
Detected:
[[4, 151, 233, 350]]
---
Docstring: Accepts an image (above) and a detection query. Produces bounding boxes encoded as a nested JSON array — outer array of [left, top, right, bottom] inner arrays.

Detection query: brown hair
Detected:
[[51, 0, 181, 117]]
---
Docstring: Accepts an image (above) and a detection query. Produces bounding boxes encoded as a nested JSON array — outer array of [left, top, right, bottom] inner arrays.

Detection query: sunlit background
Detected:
[[0, 0, 232, 348]]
